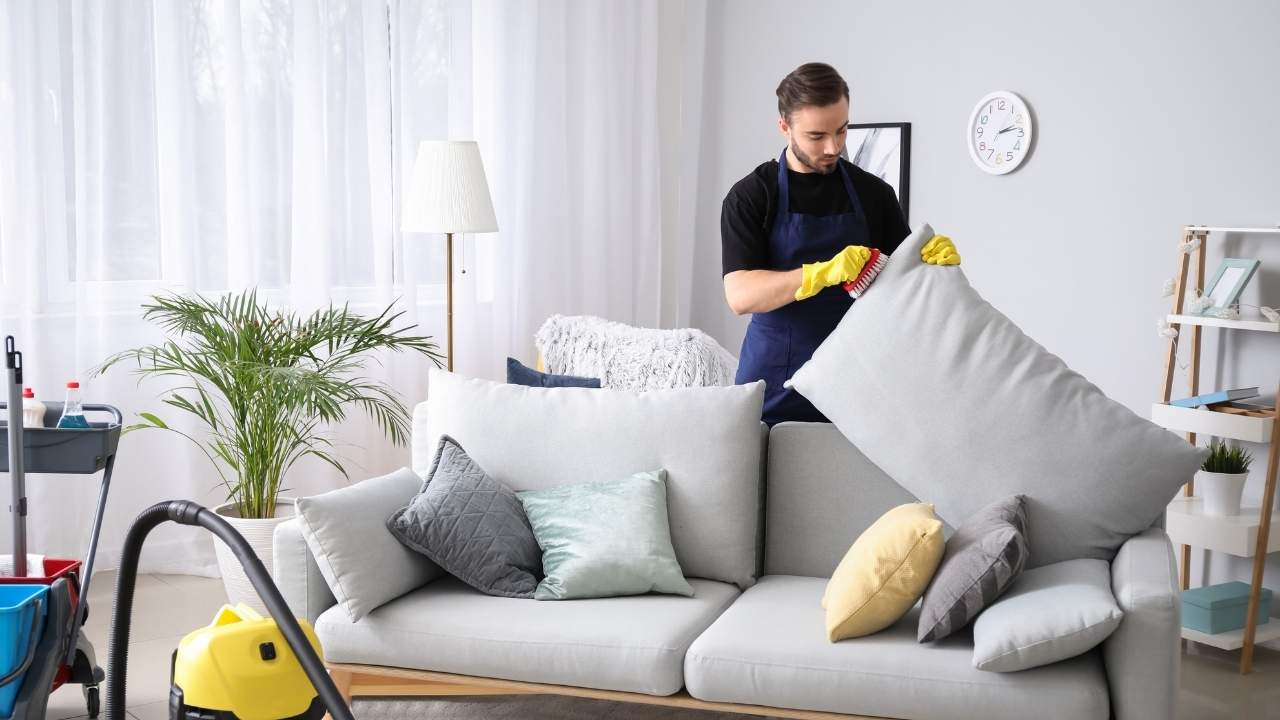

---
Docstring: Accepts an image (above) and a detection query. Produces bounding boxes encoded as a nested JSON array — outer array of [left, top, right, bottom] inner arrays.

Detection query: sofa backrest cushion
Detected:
[[414, 369, 766, 589], [764, 422, 928, 578]]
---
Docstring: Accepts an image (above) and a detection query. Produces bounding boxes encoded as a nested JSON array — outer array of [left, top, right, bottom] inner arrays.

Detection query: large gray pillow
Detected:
[[789, 223, 1204, 567], [387, 435, 542, 598], [918, 494, 1029, 643]]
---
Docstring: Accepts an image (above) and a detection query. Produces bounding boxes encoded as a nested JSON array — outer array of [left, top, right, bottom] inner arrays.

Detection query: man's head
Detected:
[[776, 63, 849, 175]]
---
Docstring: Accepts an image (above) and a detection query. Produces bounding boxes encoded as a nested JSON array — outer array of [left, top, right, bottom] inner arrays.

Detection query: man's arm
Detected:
[[723, 269, 803, 316]]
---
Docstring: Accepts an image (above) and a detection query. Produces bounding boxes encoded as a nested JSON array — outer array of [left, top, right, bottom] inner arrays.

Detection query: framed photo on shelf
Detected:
[[1201, 258, 1261, 316], [844, 122, 911, 222]]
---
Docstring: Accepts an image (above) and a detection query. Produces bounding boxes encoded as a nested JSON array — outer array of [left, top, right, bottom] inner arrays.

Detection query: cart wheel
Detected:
[[83, 684, 100, 718]]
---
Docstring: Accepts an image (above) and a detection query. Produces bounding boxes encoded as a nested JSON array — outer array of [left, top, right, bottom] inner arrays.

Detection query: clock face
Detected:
[[968, 91, 1032, 175]]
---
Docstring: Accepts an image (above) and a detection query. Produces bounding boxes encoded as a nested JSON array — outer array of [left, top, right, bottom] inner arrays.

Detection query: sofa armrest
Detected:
[[273, 517, 337, 625], [1103, 527, 1180, 720]]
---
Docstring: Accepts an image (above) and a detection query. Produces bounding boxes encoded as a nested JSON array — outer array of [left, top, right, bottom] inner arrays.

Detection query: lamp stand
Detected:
[[446, 231, 455, 372]]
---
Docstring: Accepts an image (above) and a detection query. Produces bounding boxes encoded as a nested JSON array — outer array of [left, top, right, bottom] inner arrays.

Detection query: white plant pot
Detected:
[[212, 498, 296, 614], [1197, 470, 1248, 517]]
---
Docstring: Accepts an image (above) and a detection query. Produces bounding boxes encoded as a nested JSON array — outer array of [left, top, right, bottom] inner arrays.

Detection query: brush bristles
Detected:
[[844, 252, 889, 298]]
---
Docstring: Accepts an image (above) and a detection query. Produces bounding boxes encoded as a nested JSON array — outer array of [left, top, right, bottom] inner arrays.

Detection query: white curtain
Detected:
[[0, 0, 703, 575]]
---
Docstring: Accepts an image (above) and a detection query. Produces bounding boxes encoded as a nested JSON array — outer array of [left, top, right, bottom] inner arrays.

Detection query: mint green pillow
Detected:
[[517, 470, 695, 600]]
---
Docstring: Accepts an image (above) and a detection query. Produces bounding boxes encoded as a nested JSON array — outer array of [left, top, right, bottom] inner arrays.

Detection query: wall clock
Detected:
[[967, 90, 1032, 175]]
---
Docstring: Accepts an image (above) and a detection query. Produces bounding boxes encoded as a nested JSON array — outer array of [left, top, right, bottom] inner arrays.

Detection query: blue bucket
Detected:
[[0, 585, 47, 718]]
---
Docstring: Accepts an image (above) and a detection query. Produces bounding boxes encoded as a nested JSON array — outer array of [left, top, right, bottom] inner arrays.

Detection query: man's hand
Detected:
[[921, 235, 960, 265], [795, 245, 872, 301]]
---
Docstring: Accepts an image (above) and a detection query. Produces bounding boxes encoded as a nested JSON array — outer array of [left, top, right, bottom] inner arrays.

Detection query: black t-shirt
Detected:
[[721, 157, 911, 276]]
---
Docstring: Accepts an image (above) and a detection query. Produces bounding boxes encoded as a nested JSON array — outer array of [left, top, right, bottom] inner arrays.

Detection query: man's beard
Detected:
[[790, 140, 838, 175]]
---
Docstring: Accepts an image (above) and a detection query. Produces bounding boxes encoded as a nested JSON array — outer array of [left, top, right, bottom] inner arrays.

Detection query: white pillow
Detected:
[[789, 222, 1203, 567], [295, 467, 441, 621], [972, 559, 1123, 672]]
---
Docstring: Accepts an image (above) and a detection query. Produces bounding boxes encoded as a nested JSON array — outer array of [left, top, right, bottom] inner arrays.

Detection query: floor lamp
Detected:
[[402, 141, 499, 372]]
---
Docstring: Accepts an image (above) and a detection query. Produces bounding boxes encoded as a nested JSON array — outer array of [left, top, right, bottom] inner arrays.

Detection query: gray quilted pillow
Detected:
[[387, 435, 542, 598], [918, 495, 1029, 643]]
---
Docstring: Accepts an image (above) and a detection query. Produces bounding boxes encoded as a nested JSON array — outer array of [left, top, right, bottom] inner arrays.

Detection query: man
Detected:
[[722, 62, 958, 425]]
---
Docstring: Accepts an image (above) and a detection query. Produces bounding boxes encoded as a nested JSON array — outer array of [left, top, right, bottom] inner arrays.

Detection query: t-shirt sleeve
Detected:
[[721, 177, 770, 276]]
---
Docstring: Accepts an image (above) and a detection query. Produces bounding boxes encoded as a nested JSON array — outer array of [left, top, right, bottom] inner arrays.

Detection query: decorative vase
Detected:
[[212, 498, 296, 614], [1196, 470, 1248, 517]]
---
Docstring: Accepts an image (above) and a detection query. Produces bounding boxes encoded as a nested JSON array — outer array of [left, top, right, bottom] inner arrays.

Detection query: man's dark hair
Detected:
[[776, 63, 849, 121]]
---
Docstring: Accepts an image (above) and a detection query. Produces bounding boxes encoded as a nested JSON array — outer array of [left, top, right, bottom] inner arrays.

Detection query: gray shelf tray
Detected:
[[0, 402, 121, 474]]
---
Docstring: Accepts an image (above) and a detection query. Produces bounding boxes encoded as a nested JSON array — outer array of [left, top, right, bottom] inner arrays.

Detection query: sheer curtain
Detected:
[[0, 0, 704, 575]]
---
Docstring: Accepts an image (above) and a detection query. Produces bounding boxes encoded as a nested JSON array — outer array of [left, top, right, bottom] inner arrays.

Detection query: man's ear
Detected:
[[777, 115, 789, 137]]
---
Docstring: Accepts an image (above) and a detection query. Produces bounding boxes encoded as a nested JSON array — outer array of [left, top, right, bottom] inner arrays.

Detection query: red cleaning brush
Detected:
[[841, 248, 888, 298]]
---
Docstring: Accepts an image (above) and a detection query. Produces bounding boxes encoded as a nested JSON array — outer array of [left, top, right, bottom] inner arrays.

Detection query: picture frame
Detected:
[[843, 122, 911, 222], [1200, 258, 1260, 316]]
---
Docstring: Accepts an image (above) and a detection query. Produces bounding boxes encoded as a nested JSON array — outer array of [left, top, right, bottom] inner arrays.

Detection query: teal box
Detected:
[[1181, 582, 1272, 635]]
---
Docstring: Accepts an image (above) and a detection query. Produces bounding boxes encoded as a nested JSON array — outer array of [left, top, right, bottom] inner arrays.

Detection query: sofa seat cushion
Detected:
[[315, 575, 739, 696], [684, 576, 1109, 720]]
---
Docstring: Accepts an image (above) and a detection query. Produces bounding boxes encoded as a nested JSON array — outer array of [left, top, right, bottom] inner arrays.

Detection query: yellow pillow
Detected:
[[823, 502, 945, 642]]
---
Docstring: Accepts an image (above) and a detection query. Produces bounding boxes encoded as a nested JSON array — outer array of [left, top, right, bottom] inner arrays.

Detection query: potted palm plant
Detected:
[[1198, 440, 1253, 517], [97, 291, 443, 609]]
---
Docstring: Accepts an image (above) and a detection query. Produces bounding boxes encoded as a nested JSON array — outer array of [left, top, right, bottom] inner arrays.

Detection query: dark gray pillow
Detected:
[[918, 494, 1029, 643], [506, 357, 601, 388], [387, 435, 542, 598]]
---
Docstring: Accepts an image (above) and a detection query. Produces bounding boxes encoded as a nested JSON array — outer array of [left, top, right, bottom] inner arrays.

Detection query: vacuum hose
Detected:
[[105, 500, 355, 720]]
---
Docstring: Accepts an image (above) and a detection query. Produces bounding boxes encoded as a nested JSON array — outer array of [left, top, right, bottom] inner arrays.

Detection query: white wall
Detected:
[[688, 0, 1280, 632]]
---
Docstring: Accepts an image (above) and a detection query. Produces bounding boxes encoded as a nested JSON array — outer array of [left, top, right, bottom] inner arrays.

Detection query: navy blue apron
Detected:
[[735, 148, 871, 425]]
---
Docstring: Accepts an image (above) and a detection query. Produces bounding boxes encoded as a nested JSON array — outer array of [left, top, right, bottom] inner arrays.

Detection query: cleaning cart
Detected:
[[1, 336, 112, 718]]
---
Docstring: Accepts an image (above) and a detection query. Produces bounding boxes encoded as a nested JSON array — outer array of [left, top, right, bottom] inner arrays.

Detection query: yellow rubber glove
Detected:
[[795, 245, 872, 301], [921, 234, 960, 265]]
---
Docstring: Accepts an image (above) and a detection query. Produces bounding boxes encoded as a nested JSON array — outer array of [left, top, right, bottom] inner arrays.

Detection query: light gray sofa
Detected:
[[274, 416, 1179, 720]]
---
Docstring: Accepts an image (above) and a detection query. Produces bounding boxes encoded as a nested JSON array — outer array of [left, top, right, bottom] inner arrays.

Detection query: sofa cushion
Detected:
[[788, 223, 1204, 567], [824, 503, 945, 641], [764, 423, 926, 578], [919, 494, 1029, 643], [387, 435, 542, 599], [973, 559, 1123, 672], [415, 370, 765, 588], [684, 575, 1109, 720], [518, 469, 693, 600], [295, 467, 441, 622], [314, 575, 739, 696]]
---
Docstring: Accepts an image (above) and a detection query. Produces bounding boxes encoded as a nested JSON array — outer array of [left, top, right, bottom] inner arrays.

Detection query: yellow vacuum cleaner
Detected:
[[105, 500, 355, 720]]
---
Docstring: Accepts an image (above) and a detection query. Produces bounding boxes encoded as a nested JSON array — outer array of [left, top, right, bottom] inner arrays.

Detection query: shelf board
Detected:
[[1181, 621, 1280, 650], [1167, 497, 1280, 557], [1168, 314, 1280, 332], [1151, 402, 1274, 443], [1185, 226, 1280, 234]]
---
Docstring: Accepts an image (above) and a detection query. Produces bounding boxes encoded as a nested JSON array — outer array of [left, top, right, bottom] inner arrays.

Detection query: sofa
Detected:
[[273, 378, 1180, 720]]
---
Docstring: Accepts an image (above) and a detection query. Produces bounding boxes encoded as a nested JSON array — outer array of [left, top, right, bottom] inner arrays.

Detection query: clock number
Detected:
[[998, 99, 1007, 110], [979, 142, 986, 151], [976, 127, 984, 137], [1017, 128, 1025, 138], [1005, 151, 1014, 161], [1014, 140, 1021, 150], [980, 115, 988, 124], [987, 149, 994, 160], [1015, 113, 1025, 125]]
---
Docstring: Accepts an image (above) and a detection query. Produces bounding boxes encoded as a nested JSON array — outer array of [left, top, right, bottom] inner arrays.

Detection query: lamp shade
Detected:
[[402, 140, 499, 233]]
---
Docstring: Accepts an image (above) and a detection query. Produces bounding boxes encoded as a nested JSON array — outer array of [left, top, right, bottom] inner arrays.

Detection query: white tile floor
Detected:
[[43, 571, 1280, 719]]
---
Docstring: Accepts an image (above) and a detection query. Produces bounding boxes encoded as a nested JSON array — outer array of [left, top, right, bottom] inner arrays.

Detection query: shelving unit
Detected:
[[1154, 225, 1280, 674]]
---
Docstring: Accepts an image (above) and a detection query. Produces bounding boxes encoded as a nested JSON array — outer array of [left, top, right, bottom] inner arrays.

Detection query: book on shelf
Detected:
[[1170, 387, 1260, 408]]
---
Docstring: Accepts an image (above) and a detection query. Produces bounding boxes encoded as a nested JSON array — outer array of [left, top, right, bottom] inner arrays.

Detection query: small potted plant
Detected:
[[97, 291, 443, 610], [1198, 440, 1253, 516]]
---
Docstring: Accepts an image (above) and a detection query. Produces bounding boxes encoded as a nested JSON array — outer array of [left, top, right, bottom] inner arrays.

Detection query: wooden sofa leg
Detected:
[[325, 667, 354, 720]]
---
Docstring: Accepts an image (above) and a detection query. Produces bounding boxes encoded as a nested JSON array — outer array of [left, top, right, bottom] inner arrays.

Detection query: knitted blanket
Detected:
[[534, 315, 738, 390]]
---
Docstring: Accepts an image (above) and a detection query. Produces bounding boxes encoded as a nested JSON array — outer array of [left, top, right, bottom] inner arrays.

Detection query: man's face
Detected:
[[778, 98, 849, 175]]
